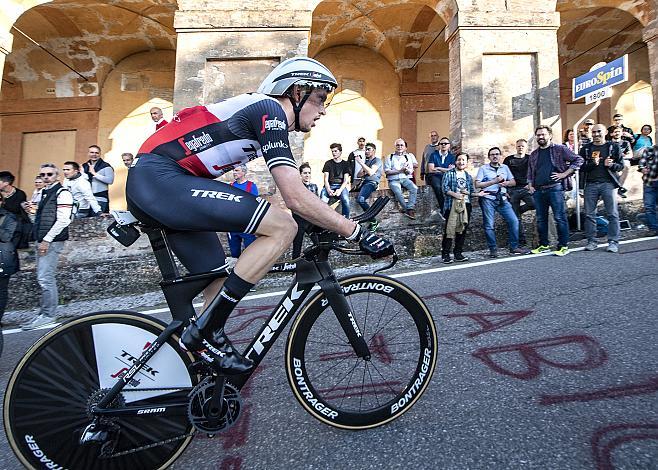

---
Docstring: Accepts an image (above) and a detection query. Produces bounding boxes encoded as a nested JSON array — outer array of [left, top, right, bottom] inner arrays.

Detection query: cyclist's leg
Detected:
[[232, 205, 297, 282], [127, 155, 281, 372], [166, 231, 228, 311]]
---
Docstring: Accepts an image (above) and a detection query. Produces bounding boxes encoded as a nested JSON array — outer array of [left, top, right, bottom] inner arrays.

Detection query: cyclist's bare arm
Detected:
[[271, 165, 356, 237], [226, 166, 356, 286]]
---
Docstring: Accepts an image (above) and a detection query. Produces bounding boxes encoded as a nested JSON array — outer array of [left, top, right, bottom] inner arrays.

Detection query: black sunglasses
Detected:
[[439, 142, 450, 145], [39, 172, 55, 177]]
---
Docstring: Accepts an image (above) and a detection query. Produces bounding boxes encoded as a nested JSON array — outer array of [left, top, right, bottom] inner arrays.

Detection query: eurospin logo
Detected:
[[573, 66, 623, 93], [572, 55, 628, 101]]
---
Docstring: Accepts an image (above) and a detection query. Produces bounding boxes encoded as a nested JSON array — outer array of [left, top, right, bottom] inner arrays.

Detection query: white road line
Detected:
[[5, 236, 656, 337]]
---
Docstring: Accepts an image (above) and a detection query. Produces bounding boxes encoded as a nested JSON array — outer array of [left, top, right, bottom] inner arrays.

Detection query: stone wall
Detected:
[[6, 187, 646, 310]]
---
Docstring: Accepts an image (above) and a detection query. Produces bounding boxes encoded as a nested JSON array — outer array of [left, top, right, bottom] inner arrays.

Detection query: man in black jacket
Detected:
[[0, 193, 19, 328], [21, 164, 74, 330], [579, 124, 624, 253]]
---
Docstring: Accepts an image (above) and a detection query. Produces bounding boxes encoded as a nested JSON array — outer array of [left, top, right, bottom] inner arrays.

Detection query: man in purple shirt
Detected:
[[528, 125, 583, 256]]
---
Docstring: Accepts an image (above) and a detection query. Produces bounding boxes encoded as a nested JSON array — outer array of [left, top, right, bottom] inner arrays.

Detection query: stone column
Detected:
[[446, 10, 562, 161], [643, 19, 658, 129], [172, 1, 313, 204], [0, 29, 13, 92], [173, 3, 312, 109]]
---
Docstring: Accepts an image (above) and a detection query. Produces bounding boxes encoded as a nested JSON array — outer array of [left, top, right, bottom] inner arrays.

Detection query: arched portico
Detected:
[[309, 0, 450, 182], [558, 4, 654, 135], [0, 0, 176, 199]]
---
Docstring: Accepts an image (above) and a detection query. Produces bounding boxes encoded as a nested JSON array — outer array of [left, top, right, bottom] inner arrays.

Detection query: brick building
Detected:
[[0, 0, 656, 208]]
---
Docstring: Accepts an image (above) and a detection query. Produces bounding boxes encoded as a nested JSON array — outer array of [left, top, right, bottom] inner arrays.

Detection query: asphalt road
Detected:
[[1, 237, 657, 470]]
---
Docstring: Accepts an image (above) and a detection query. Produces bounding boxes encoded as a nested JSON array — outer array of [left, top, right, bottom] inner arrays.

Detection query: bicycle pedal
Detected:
[[188, 360, 212, 375]]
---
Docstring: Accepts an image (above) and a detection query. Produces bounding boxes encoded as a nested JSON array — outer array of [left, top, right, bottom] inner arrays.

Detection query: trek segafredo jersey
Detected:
[[138, 94, 296, 178]]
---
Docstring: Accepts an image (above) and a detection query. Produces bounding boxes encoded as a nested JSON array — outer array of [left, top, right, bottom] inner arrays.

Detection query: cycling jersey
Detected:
[[138, 93, 296, 177], [127, 93, 298, 274]]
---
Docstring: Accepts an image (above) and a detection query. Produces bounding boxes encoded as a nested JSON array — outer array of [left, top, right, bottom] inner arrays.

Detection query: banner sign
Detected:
[[572, 55, 628, 102]]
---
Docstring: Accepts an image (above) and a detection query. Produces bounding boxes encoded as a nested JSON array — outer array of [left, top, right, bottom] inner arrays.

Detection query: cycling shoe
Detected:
[[180, 324, 253, 375]]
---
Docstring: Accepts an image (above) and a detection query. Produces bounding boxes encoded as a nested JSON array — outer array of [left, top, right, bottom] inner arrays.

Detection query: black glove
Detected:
[[347, 225, 394, 259]]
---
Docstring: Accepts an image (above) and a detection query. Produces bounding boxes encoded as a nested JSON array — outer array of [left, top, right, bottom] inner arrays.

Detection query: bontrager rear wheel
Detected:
[[4, 311, 197, 470], [286, 275, 437, 429]]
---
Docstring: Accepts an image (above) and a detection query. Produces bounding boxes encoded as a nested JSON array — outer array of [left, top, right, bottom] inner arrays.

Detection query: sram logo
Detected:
[[137, 407, 166, 415]]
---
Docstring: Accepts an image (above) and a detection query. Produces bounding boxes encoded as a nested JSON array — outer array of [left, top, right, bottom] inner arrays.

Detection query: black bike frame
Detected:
[[95, 229, 369, 416]]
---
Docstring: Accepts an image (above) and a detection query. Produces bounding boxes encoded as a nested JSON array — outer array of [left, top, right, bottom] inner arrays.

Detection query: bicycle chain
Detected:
[[98, 381, 238, 458], [102, 430, 197, 458], [97, 386, 196, 458]]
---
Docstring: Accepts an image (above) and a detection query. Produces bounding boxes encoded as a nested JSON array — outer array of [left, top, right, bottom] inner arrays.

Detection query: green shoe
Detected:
[[531, 245, 551, 254], [553, 246, 569, 257]]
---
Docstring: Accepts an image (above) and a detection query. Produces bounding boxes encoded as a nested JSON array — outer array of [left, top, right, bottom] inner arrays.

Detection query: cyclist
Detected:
[[126, 57, 393, 375]]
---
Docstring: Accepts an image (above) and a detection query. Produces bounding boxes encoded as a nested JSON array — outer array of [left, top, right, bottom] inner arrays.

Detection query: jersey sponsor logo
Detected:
[[260, 114, 286, 134], [190, 189, 244, 202], [178, 132, 213, 156], [261, 140, 289, 154]]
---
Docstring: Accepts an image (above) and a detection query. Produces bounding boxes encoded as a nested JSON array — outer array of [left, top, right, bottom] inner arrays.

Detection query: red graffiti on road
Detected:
[[444, 310, 532, 337], [540, 376, 658, 405], [220, 456, 242, 470], [472, 335, 608, 380], [591, 423, 658, 470], [423, 289, 504, 306]]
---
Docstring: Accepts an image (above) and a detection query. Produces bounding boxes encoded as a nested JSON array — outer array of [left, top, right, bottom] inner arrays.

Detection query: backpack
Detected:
[[56, 187, 78, 221]]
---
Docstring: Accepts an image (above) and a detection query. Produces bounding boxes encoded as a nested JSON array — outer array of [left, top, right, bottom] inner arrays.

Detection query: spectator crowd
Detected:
[[1, 109, 657, 332]]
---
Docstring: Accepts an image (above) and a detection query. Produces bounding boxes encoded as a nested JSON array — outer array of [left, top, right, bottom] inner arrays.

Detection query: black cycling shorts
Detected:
[[126, 153, 270, 273]]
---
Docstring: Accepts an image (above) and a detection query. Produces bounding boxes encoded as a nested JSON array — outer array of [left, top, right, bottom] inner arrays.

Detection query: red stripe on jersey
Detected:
[[178, 154, 213, 178], [138, 106, 220, 154]]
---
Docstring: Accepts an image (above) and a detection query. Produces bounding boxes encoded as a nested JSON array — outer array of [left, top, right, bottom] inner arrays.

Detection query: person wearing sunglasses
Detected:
[[427, 138, 455, 217], [126, 57, 393, 374], [21, 164, 74, 330]]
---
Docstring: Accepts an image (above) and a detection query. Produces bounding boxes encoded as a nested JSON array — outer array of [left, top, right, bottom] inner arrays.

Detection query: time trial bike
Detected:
[[4, 196, 438, 469]]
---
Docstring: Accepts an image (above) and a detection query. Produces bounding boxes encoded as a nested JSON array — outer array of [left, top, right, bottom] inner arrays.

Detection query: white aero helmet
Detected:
[[258, 57, 338, 131]]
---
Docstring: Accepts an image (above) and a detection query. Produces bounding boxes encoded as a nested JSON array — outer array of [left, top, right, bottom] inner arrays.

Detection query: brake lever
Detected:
[[373, 252, 398, 274]]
